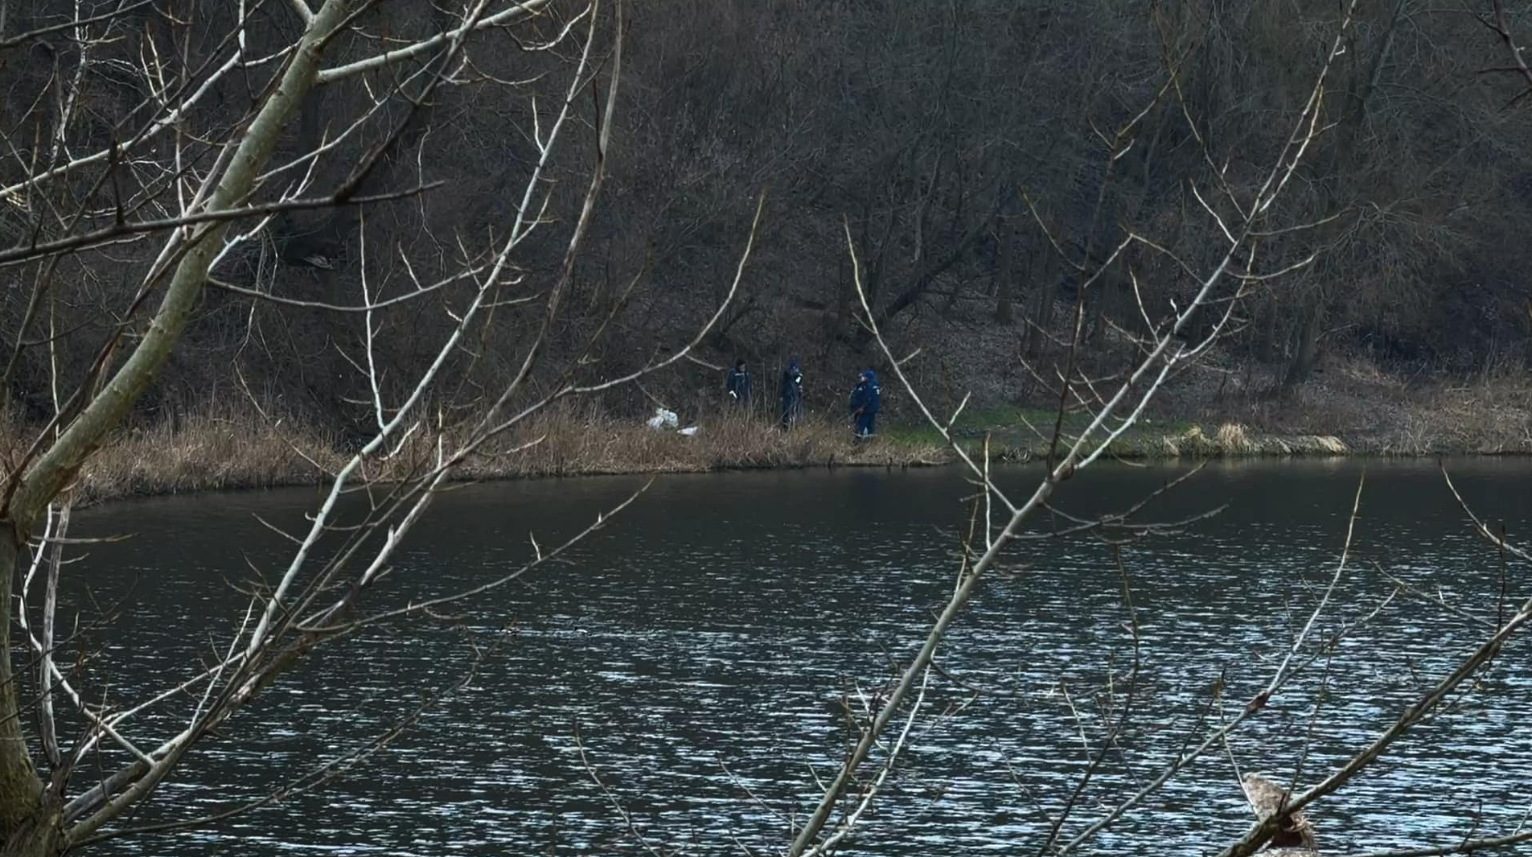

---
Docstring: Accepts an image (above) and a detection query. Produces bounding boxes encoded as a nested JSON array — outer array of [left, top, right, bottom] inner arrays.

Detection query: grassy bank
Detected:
[[884, 360, 1532, 461], [0, 407, 950, 506], [6, 367, 1529, 506], [882, 405, 1353, 462]]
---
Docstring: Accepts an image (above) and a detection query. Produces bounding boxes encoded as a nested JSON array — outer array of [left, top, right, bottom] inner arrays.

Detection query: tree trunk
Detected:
[[0, 531, 66, 857], [0, 536, 40, 842], [857, 200, 1002, 341], [1279, 0, 1406, 388], [1025, 247, 1057, 360], [1284, 297, 1325, 387], [1256, 293, 1279, 364], [829, 251, 849, 339], [1026, 284, 1056, 360], [993, 223, 1015, 324], [1, 1, 353, 851], [865, 206, 895, 306]]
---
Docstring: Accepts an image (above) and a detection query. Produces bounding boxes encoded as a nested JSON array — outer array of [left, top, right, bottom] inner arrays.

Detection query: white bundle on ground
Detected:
[[645, 408, 679, 430]]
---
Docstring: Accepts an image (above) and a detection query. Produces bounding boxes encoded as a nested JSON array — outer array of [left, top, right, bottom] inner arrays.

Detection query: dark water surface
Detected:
[[59, 459, 1532, 855]]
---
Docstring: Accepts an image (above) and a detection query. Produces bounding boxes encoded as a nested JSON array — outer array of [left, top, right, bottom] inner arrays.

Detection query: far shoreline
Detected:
[[9, 407, 1527, 509]]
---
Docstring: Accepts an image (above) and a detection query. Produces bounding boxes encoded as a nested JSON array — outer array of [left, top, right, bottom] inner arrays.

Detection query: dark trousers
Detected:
[[854, 411, 876, 439], [781, 399, 801, 428]]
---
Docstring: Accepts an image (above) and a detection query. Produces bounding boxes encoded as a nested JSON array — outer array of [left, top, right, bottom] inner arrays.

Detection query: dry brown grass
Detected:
[[9, 358, 1532, 507], [1402, 373, 1532, 454], [1214, 422, 1253, 454], [4, 409, 343, 505], [1132, 423, 1346, 458], [1274, 362, 1532, 455], [0, 403, 949, 505], [1161, 352, 1532, 456], [459, 405, 947, 477]]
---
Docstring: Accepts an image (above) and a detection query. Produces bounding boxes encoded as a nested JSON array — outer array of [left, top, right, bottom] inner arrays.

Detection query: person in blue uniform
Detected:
[[849, 369, 879, 440], [780, 360, 804, 428], [725, 359, 751, 407]]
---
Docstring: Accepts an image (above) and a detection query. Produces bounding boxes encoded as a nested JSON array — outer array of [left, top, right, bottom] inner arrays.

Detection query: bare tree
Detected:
[[5, 2, 1532, 855], [782, 3, 1356, 846], [0, 2, 761, 855], [774, 4, 1532, 855], [1484, 0, 1532, 99]]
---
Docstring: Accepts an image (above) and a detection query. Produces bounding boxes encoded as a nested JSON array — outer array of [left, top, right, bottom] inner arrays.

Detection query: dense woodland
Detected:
[[3, 1, 1532, 435], [5, 5, 1532, 855]]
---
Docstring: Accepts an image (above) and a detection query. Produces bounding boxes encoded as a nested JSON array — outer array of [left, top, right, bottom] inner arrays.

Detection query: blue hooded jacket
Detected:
[[726, 363, 751, 403], [781, 362, 803, 405], [850, 370, 880, 415], [780, 361, 804, 426]]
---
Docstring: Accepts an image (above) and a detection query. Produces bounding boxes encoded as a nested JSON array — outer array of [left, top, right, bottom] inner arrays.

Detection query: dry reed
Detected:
[[0, 403, 948, 505]]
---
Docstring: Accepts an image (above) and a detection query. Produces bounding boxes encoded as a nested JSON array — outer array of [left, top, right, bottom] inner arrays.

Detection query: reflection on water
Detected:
[[58, 459, 1532, 854]]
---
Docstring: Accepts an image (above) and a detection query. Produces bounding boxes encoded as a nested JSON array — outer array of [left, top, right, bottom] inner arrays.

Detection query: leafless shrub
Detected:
[[767, 5, 1532, 857], [0, 2, 769, 854]]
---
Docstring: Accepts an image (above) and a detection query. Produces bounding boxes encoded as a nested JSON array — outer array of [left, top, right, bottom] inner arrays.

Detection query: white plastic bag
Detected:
[[645, 407, 679, 430]]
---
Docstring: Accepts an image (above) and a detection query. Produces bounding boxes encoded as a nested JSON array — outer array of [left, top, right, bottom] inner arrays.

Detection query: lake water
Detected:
[[53, 459, 1532, 855]]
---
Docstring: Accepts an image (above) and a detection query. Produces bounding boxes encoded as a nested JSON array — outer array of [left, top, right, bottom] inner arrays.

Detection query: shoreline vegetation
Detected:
[[5, 371, 1531, 507]]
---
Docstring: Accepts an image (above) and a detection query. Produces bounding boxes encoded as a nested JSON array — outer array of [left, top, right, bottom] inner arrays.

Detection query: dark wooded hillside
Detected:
[[3, 0, 1531, 434]]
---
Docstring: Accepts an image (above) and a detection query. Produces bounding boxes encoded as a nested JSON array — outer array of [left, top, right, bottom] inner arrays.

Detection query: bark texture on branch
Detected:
[[0, 1, 355, 853]]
